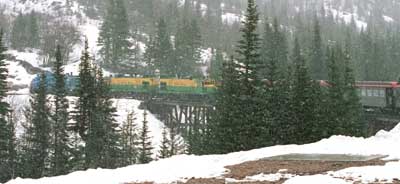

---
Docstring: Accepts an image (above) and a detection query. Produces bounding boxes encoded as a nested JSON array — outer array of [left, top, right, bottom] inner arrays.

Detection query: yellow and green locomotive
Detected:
[[30, 72, 217, 96]]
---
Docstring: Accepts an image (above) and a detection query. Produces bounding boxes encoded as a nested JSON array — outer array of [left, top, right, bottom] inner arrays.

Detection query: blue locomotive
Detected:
[[30, 72, 79, 93]]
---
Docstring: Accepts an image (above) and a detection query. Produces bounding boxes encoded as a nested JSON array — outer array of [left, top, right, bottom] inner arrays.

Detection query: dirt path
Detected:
[[127, 159, 391, 184]]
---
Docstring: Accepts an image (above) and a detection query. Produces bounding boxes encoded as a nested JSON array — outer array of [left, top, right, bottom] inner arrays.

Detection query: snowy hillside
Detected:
[[1, 0, 171, 157], [4, 124, 400, 184]]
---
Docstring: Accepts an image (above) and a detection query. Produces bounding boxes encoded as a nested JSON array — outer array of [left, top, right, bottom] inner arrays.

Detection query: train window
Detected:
[[373, 89, 380, 97], [361, 88, 367, 96], [379, 89, 385, 97], [367, 89, 373, 97]]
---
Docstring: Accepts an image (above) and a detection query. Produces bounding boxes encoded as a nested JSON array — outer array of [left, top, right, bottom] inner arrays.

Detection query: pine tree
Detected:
[[94, 68, 121, 169], [237, 0, 262, 94], [209, 48, 224, 81], [138, 111, 153, 164], [121, 110, 139, 165], [22, 72, 51, 178], [28, 11, 40, 48], [74, 39, 95, 140], [235, 0, 264, 150], [271, 18, 288, 75], [310, 17, 326, 80], [11, 13, 28, 50], [260, 18, 274, 80], [50, 45, 70, 176], [0, 29, 15, 183], [158, 127, 170, 159], [74, 39, 97, 168], [259, 18, 290, 145], [343, 38, 364, 136], [186, 119, 202, 155], [207, 57, 242, 154], [168, 120, 182, 156], [97, 4, 113, 67], [98, 0, 131, 69], [175, 18, 202, 78], [154, 18, 174, 76], [112, 0, 131, 66], [326, 46, 346, 136], [290, 38, 322, 144], [10, 12, 40, 50], [143, 36, 156, 76]]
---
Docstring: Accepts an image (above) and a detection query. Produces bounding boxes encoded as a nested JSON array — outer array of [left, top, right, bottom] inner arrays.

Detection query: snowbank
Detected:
[[5, 123, 400, 184], [284, 175, 350, 184]]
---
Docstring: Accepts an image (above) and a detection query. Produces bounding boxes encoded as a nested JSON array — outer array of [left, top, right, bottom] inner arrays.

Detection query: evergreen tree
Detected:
[[158, 127, 170, 159], [259, 18, 290, 145], [235, 0, 264, 150], [21, 72, 51, 178], [290, 38, 322, 144], [260, 18, 288, 80], [28, 11, 40, 48], [97, 0, 131, 69], [271, 18, 288, 74], [50, 45, 70, 176], [11, 13, 28, 50], [207, 57, 242, 154], [121, 110, 139, 165], [168, 120, 182, 156], [209, 48, 224, 81], [153, 18, 174, 76], [236, 0, 262, 94], [143, 36, 156, 76], [175, 18, 202, 78], [10, 12, 40, 50], [186, 119, 202, 155], [260, 18, 274, 80], [138, 111, 153, 164], [310, 17, 326, 80], [326, 46, 346, 136], [0, 29, 15, 183], [342, 38, 364, 136], [74, 39, 96, 142], [73, 39, 97, 168], [94, 67, 120, 169]]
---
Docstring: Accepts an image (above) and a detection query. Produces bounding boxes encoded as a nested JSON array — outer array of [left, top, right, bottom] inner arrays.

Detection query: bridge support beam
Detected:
[[145, 101, 213, 137]]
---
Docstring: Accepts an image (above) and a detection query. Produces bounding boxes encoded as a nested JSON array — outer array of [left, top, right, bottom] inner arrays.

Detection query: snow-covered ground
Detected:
[[4, 123, 400, 184], [112, 98, 170, 154]]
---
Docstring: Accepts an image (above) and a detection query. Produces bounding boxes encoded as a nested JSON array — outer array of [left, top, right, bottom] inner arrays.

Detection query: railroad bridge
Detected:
[[134, 92, 215, 138], [130, 91, 399, 137]]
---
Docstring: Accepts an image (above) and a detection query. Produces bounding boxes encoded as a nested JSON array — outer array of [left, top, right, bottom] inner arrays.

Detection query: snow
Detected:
[[284, 175, 350, 184], [329, 8, 367, 29], [113, 99, 169, 155], [383, 15, 394, 23], [7, 50, 42, 68], [200, 48, 212, 64], [222, 12, 242, 25], [6, 94, 31, 136], [225, 173, 295, 182], [331, 161, 400, 183], [1, 0, 67, 15], [6, 59, 36, 87], [5, 123, 400, 184]]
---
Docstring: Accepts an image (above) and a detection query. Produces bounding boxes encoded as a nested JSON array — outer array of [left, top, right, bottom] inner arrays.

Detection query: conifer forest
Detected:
[[1, 0, 400, 183]]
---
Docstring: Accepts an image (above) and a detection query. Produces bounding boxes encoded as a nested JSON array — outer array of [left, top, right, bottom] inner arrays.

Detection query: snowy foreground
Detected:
[[4, 124, 400, 184]]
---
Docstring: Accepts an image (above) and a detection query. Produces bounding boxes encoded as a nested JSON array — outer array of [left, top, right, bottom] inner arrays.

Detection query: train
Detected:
[[319, 80, 400, 110], [30, 72, 400, 110], [30, 72, 217, 96]]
